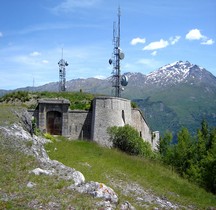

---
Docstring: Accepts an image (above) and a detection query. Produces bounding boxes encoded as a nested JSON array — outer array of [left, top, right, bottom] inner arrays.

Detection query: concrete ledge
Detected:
[[37, 99, 70, 105], [69, 110, 90, 114], [93, 96, 130, 102]]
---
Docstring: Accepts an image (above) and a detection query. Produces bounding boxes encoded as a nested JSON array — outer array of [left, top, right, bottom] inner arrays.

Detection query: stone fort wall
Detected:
[[68, 110, 92, 140], [91, 96, 132, 147], [31, 96, 159, 150]]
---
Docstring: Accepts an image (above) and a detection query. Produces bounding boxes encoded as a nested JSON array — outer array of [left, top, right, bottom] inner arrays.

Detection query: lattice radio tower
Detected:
[[58, 49, 68, 92], [109, 7, 128, 97]]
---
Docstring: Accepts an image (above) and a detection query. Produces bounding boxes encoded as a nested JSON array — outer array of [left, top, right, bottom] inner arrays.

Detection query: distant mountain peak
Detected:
[[145, 60, 210, 86], [159, 60, 191, 70]]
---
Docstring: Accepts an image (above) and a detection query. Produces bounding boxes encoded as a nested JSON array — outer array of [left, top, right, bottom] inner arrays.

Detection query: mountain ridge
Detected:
[[1, 60, 215, 94], [1, 61, 216, 138]]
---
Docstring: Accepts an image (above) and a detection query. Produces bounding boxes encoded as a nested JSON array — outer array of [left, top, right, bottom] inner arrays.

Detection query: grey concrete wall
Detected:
[[131, 108, 159, 150], [131, 109, 152, 144], [91, 96, 132, 147], [152, 131, 159, 150], [38, 103, 46, 133], [68, 110, 92, 140]]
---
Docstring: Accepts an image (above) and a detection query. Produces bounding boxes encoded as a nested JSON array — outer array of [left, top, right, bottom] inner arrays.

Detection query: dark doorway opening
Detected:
[[46, 111, 62, 135]]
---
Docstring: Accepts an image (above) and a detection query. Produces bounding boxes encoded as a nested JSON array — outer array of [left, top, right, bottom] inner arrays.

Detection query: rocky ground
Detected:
[[0, 108, 189, 209]]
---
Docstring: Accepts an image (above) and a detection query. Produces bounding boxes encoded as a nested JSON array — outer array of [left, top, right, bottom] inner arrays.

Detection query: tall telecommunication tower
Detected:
[[58, 49, 68, 92], [109, 7, 128, 97]]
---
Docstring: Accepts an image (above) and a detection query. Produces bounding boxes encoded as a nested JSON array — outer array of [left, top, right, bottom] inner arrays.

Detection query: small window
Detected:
[[122, 110, 125, 124]]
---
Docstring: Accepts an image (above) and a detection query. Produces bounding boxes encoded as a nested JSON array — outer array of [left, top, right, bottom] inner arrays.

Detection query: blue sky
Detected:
[[0, 0, 215, 90]]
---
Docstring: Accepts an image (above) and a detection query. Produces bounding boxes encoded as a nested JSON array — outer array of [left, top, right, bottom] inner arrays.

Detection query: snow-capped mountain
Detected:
[[146, 61, 191, 85], [119, 61, 216, 94], [144, 60, 215, 87]]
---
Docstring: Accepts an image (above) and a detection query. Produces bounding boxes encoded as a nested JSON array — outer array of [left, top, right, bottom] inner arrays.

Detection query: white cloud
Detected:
[[42, 60, 49, 64], [185, 29, 205, 40], [169, 36, 181, 45], [143, 39, 169, 50], [0, 32, 3, 37], [151, 51, 157, 56], [130, 37, 146, 45], [185, 29, 214, 45], [30, 51, 41, 57], [201, 39, 215, 45], [52, 0, 100, 13]]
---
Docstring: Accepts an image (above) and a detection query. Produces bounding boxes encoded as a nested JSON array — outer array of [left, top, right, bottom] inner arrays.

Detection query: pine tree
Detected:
[[201, 119, 210, 149], [201, 128, 216, 193], [173, 127, 192, 175], [158, 131, 172, 156]]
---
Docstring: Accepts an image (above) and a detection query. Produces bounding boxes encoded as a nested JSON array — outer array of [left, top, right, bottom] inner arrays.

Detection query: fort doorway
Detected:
[[46, 111, 62, 135]]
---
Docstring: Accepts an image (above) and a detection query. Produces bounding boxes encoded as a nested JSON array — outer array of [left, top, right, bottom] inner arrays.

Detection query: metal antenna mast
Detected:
[[109, 7, 128, 97], [58, 48, 68, 92]]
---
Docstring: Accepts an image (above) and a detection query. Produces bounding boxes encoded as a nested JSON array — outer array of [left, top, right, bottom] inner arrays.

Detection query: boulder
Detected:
[[69, 181, 118, 204]]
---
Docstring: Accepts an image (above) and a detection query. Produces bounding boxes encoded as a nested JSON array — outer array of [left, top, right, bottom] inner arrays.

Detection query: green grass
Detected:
[[0, 91, 96, 110], [0, 138, 103, 209], [45, 139, 216, 209], [0, 104, 21, 126], [36, 91, 95, 110], [0, 105, 103, 209]]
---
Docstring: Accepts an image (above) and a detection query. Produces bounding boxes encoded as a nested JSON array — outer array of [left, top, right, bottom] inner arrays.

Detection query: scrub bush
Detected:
[[108, 124, 153, 157]]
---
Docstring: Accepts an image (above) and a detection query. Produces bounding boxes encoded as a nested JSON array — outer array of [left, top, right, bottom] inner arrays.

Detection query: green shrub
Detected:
[[35, 91, 94, 110], [131, 101, 138, 108], [0, 91, 30, 103], [108, 124, 153, 157], [44, 133, 56, 142]]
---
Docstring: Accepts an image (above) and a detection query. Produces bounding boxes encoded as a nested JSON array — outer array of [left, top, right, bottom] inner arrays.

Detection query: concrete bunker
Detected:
[[31, 96, 159, 150]]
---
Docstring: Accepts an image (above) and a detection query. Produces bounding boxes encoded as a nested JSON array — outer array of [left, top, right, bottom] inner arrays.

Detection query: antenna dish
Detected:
[[109, 59, 113, 65], [119, 52, 125, 60], [121, 75, 128, 86]]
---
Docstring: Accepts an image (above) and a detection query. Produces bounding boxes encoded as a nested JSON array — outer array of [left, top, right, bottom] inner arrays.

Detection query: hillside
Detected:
[[1, 61, 216, 138], [0, 104, 216, 209], [0, 91, 95, 111], [131, 61, 216, 137]]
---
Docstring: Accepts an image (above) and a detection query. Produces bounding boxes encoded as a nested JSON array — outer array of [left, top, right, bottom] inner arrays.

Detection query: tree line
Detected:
[[108, 120, 216, 194], [158, 120, 216, 194]]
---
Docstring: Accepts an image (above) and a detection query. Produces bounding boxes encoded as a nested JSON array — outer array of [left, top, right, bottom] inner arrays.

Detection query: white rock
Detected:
[[95, 182, 118, 204], [30, 168, 54, 176], [72, 171, 85, 186], [120, 201, 136, 210], [68, 181, 118, 204], [27, 181, 36, 188]]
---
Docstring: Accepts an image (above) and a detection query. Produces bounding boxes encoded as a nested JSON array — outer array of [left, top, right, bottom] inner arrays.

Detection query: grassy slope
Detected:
[[46, 139, 216, 209], [0, 144, 100, 209], [0, 95, 216, 209], [0, 105, 104, 209]]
